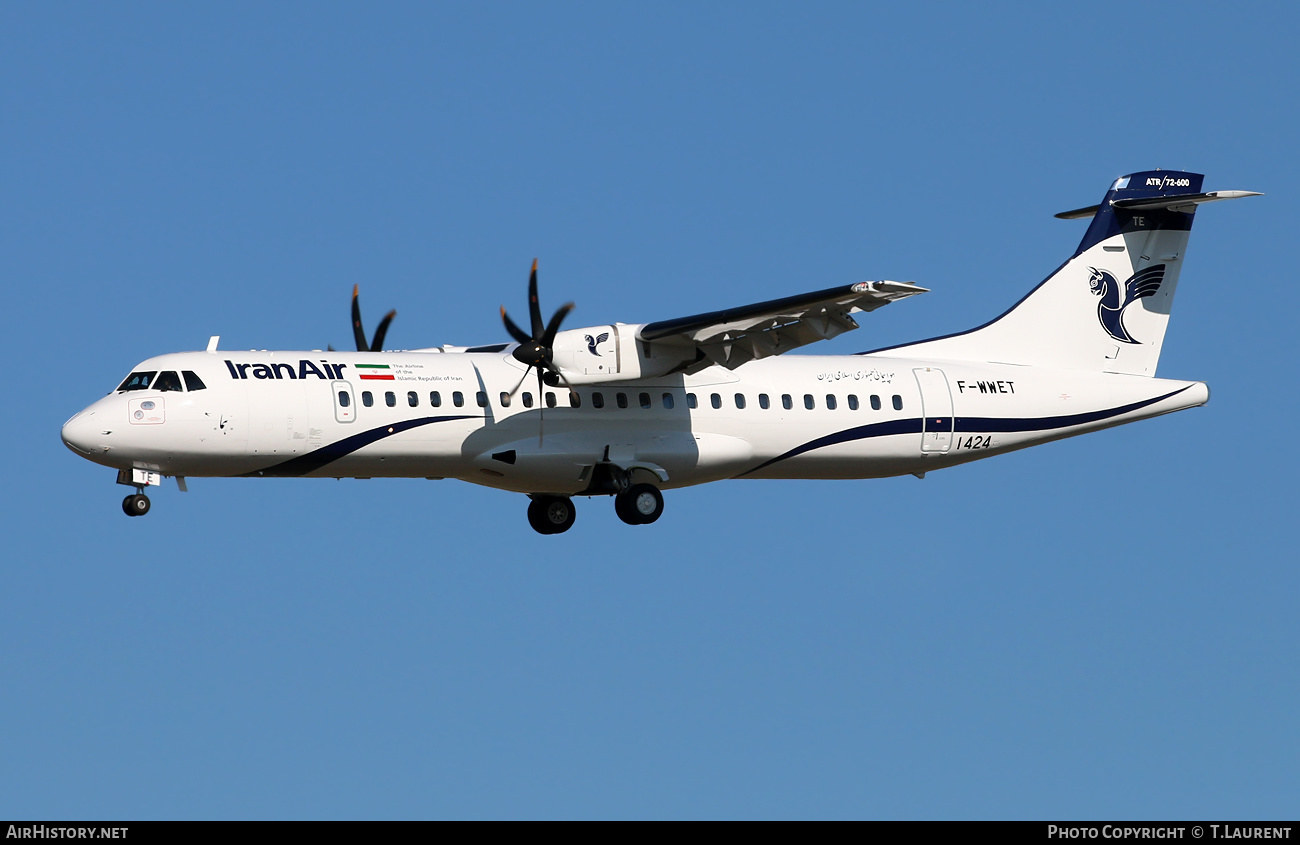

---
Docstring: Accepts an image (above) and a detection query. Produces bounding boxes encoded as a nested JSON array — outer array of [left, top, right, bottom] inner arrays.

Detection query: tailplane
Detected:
[[872, 170, 1260, 375]]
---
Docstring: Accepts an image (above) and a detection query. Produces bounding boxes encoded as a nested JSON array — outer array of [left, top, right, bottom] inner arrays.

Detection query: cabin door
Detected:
[[913, 367, 954, 453], [332, 380, 356, 423]]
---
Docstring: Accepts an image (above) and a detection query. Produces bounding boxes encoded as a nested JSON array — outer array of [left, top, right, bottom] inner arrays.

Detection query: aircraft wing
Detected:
[[637, 280, 927, 369]]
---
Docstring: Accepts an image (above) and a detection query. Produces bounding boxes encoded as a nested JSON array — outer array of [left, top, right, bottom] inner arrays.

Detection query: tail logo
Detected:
[[1087, 264, 1166, 344], [585, 332, 609, 356]]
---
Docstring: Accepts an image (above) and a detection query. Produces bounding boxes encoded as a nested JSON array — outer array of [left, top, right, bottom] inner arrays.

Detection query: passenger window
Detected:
[[546, 392, 557, 408], [338, 391, 351, 408], [640, 393, 652, 409], [430, 391, 441, 407], [500, 392, 511, 407], [117, 371, 157, 392], [847, 394, 858, 411], [569, 391, 581, 408], [385, 391, 397, 407], [759, 394, 770, 409], [734, 393, 746, 409], [804, 394, 815, 410], [408, 391, 418, 408], [826, 394, 837, 410], [870, 394, 882, 411], [453, 391, 464, 407], [363, 391, 374, 407], [476, 391, 487, 408], [182, 371, 207, 391], [616, 393, 628, 409], [893, 394, 903, 410], [592, 392, 605, 409], [782, 394, 793, 410], [523, 392, 534, 408], [687, 393, 698, 409], [662, 393, 675, 409], [155, 371, 183, 392], [710, 393, 721, 409]]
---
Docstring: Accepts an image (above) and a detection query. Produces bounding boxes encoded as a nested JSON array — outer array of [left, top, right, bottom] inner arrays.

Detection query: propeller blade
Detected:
[[527, 259, 544, 338], [500, 307, 532, 345], [506, 366, 531, 398], [540, 302, 574, 349], [500, 257, 577, 445], [351, 285, 369, 352], [371, 309, 396, 352], [546, 367, 576, 394], [537, 365, 546, 446]]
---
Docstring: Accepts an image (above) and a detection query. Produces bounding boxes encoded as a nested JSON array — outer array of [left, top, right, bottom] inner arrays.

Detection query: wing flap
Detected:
[[638, 280, 927, 369]]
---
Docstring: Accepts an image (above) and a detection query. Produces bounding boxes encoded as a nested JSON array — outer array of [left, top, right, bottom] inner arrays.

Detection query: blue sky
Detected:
[[3, 2, 1297, 819]]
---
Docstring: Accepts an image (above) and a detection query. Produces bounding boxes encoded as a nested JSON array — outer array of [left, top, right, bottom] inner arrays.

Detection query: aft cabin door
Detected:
[[914, 367, 953, 453]]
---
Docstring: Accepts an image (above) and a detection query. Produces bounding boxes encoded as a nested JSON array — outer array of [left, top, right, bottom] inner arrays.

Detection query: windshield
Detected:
[[154, 371, 183, 392], [117, 371, 157, 392]]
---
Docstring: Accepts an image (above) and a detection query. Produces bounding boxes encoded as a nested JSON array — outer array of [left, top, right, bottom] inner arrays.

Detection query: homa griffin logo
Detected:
[[224, 359, 349, 380], [1087, 264, 1166, 344], [585, 332, 609, 356]]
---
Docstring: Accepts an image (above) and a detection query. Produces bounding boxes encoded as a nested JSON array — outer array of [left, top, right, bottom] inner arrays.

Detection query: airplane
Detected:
[[61, 170, 1259, 534]]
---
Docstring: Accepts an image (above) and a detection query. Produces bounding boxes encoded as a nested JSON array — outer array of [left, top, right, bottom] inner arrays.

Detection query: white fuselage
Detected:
[[61, 348, 1208, 495]]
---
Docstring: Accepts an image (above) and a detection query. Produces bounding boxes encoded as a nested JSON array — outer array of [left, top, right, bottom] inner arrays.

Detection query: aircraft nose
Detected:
[[61, 409, 103, 456]]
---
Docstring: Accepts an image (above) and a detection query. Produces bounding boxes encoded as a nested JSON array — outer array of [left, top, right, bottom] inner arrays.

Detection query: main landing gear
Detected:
[[525, 483, 667, 535], [122, 493, 151, 517], [527, 495, 577, 535], [614, 483, 664, 526]]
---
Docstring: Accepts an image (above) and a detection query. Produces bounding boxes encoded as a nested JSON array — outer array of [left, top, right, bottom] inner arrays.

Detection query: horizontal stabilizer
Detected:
[[1054, 204, 1100, 220], [1056, 190, 1261, 220], [1112, 190, 1262, 212]]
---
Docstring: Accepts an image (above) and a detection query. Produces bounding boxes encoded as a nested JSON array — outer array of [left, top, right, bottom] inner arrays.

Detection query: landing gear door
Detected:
[[914, 367, 953, 453], [332, 381, 356, 423]]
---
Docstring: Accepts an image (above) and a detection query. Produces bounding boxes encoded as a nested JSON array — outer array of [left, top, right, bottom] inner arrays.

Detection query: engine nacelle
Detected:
[[550, 324, 694, 385]]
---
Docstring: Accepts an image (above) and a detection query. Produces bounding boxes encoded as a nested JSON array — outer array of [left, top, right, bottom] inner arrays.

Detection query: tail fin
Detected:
[[872, 170, 1259, 376]]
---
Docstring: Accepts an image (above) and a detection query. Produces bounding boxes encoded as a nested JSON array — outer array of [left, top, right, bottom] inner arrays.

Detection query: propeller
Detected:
[[501, 259, 574, 442], [344, 284, 396, 352]]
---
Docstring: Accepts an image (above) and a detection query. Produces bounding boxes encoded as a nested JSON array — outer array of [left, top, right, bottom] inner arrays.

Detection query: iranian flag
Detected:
[[356, 363, 395, 381]]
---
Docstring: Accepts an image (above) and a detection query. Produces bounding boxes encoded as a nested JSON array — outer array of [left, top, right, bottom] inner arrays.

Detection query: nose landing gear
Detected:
[[115, 469, 163, 517]]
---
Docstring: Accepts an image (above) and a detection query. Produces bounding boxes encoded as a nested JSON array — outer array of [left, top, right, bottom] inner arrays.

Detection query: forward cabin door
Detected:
[[914, 367, 954, 453], [332, 380, 356, 423]]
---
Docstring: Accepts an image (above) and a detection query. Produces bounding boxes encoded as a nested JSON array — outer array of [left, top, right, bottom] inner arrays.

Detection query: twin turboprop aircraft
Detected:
[[62, 170, 1259, 534]]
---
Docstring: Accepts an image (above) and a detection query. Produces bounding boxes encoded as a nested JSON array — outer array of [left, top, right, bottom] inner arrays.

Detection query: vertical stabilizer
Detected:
[[871, 171, 1258, 376]]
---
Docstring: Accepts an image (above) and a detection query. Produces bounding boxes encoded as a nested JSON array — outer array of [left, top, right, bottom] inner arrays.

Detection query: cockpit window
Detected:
[[182, 370, 207, 391], [117, 371, 157, 392], [154, 371, 183, 392]]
